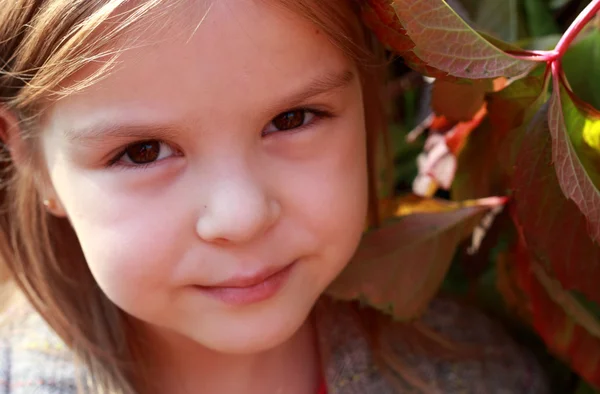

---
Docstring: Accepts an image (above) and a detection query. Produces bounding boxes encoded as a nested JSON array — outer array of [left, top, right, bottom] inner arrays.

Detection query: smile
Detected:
[[193, 261, 297, 306]]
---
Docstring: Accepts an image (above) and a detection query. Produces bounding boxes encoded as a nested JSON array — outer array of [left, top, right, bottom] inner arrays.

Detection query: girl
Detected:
[[0, 0, 548, 393]]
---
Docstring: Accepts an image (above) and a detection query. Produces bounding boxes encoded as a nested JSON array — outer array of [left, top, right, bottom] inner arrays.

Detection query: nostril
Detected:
[[195, 179, 281, 244]]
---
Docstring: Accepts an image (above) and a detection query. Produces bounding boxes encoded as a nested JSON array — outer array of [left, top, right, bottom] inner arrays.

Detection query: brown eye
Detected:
[[271, 110, 306, 131], [124, 140, 161, 164]]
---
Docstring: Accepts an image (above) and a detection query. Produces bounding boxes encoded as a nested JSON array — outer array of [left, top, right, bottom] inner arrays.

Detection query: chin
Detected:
[[189, 309, 311, 355], [162, 291, 317, 355]]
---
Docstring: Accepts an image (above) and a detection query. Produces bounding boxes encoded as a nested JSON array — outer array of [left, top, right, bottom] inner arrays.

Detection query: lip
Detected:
[[194, 261, 296, 306]]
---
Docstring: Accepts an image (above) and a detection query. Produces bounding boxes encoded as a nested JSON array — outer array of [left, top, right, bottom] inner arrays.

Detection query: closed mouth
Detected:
[[199, 261, 295, 289]]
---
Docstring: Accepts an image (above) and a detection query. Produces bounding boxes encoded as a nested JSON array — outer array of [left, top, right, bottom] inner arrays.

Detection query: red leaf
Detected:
[[513, 103, 600, 308], [509, 104, 600, 386], [512, 105, 600, 387], [487, 67, 550, 136], [431, 79, 487, 122], [363, 0, 414, 52], [445, 105, 488, 154], [452, 69, 549, 201], [362, 0, 454, 79], [327, 197, 504, 320], [452, 119, 501, 200], [391, 0, 537, 78], [517, 251, 600, 387], [548, 69, 600, 245]]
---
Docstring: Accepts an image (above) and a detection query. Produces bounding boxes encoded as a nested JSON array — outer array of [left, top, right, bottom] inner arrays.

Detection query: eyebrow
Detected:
[[63, 123, 182, 145], [278, 68, 356, 108], [63, 68, 356, 144]]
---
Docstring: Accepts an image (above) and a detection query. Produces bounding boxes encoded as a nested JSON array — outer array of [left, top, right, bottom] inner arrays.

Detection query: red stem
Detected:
[[554, 0, 600, 57], [551, 60, 561, 90], [510, 0, 600, 63], [510, 51, 558, 62]]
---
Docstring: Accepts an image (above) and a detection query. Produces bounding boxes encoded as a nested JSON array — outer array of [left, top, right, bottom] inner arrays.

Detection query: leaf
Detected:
[[455, 0, 479, 18], [430, 79, 487, 122], [392, 193, 506, 215], [562, 29, 600, 111], [524, 0, 561, 37], [391, 0, 537, 78], [452, 118, 502, 199], [495, 242, 533, 322], [362, 0, 414, 53], [487, 66, 550, 136], [450, 69, 548, 200], [518, 256, 600, 388], [531, 263, 600, 342], [362, 0, 454, 79], [549, 0, 577, 10], [576, 380, 600, 394], [510, 105, 600, 386], [519, 34, 562, 51], [326, 197, 503, 320], [472, 0, 519, 42], [512, 102, 600, 307], [502, 204, 600, 388], [548, 72, 600, 245]]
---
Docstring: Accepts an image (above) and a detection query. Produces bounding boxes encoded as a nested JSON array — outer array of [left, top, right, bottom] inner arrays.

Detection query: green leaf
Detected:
[[548, 73, 600, 245], [548, 0, 577, 10], [326, 198, 501, 320], [524, 0, 561, 37], [572, 291, 600, 320], [562, 29, 600, 111], [455, 0, 479, 18], [473, 0, 519, 42], [576, 380, 600, 394], [391, 0, 537, 78], [518, 34, 562, 51]]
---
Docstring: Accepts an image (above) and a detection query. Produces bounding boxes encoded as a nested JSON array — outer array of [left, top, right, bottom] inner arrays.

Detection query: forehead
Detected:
[[44, 0, 353, 131]]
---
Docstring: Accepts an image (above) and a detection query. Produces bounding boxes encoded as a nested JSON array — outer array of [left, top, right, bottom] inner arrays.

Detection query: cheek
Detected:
[[48, 165, 188, 314], [275, 111, 369, 279]]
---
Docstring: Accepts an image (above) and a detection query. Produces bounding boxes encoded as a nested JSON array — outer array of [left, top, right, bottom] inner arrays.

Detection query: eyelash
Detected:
[[107, 141, 175, 170], [262, 107, 332, 136], [106, 107, 333, 169]]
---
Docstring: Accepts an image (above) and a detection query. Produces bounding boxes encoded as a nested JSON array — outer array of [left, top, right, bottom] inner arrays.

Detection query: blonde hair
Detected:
[[0, 0, 386, 392]]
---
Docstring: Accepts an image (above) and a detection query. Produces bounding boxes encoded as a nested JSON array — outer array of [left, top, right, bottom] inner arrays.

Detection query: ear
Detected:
[[0, 105, 26, 167], [42, 197, 67, 217], [0, 105, 67, 218]]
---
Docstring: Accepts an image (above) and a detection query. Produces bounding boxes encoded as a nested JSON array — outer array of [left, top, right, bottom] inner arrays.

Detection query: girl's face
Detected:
[[41, 0, 367, 353]]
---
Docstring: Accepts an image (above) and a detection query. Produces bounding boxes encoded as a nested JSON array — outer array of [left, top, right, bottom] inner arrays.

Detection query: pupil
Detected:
[[126, 141, 160, 163], [273, 110, 305, 130]]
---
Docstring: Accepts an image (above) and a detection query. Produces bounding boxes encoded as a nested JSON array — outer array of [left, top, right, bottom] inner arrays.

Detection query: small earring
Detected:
[[43, 198, 56, 211]]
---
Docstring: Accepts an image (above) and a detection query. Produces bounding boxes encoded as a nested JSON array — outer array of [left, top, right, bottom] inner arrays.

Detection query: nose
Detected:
[[195, 174, 280, 244]]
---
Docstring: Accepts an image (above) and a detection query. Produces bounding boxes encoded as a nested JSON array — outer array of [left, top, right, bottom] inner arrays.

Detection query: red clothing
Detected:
[[317, 380, 327, 394]]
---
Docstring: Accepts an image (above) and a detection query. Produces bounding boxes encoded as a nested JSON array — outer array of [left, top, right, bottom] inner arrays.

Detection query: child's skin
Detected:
[[31, 0, 368, 392]]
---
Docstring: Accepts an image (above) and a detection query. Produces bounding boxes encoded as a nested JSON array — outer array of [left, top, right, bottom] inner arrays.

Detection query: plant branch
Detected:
[[551, 59, 562, 87], [512, 0, 600, 63], [509, 50, 559, 62], [554, 0, 600, 57]]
